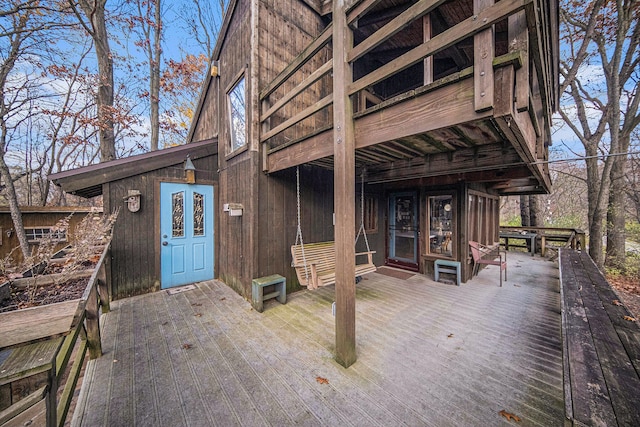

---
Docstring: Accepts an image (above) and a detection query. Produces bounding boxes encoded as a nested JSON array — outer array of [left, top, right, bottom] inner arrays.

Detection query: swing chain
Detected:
[[294, 166, 310, 282], [355, 170, 371, 252]]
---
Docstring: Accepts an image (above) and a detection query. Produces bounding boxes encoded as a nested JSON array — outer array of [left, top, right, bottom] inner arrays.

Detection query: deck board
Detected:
[[73, 252, 565, 426]]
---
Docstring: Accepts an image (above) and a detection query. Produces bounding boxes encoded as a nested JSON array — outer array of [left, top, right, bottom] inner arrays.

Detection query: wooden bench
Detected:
[[251, 274, 286, 312], [291, 241, 376, 290], [559, 249, 640, 426], [434, 259, 461, 286]]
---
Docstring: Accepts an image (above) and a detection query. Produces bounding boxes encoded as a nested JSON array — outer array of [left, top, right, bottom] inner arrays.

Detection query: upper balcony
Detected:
[[259, 0, 558, 195]]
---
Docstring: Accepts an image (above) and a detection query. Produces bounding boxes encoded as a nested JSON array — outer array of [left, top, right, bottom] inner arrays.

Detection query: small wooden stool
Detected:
[[434, 259, 461, 286], [251, 274, 286, 312]]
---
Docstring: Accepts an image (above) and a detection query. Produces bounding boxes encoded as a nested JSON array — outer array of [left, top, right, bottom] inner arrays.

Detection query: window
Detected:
[[428, 195, 454, 257], [172, 191, 185, 237], [25, 227, 67, 243], [228, 76, 246, 152]]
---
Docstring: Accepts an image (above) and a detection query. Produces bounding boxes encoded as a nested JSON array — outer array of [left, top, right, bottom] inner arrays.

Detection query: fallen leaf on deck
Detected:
[[194, 313, 202, 317], [623, 315, 637, 322], [191, 303, 202, 307], [447, 333, 454, 338], [612, 300, 623, 306], [182, 343, 193, 349], [513, 284, 521, 287], [499, 409, 521, 422], [220, 297, 226, 301], [315, 376, 329, 385]]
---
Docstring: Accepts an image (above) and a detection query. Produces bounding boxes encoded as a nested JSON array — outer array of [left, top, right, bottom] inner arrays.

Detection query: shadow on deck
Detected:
[[72, 252, 565, 426]]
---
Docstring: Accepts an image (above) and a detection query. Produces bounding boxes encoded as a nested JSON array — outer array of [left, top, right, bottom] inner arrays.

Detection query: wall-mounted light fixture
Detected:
[[6, 229, 13, 238], [184, 155, 196, 184], [124, 190, 141, 212], [210, 60, 220, 78]]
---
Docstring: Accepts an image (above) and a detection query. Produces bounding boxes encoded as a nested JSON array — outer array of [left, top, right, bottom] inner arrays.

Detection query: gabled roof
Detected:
[[49, 139, 217, 198]]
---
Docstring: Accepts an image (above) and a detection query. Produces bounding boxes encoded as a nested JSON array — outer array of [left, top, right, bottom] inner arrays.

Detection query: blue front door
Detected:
[[160, 182, 214, 288]]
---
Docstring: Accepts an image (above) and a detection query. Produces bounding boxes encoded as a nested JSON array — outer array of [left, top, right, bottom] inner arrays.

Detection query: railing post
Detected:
[[474, 0, 494, 112], [85, 283, 102, 359], [423, 14, 433, 85], [333, 0, 357, 368]]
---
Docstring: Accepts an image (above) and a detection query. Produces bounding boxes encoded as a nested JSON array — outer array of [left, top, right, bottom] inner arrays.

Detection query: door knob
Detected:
[[162, 241, 168, 246]]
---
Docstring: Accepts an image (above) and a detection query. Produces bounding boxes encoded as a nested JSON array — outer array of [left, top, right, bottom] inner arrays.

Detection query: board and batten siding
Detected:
[[104, 155, 218, 299]]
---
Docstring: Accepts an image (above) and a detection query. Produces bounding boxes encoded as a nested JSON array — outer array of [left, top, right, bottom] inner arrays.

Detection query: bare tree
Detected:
[[558, 0, 639, 269], [69, 0, 116, 162], [127, 0, 163, 151], [1, 0, 74, 257], [180, 0, 227, 58], [600, 0, 640, 270]]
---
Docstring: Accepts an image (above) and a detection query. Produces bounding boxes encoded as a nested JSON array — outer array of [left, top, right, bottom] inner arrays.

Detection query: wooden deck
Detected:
[[72, 252, 565, 426]]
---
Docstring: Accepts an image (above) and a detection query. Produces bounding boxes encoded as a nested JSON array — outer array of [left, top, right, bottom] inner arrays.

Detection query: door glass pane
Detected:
[[172, 191, 185, 237], [428, 195, 454, 257], [193, 192, 204, 236], [391, 194, 417, 262]]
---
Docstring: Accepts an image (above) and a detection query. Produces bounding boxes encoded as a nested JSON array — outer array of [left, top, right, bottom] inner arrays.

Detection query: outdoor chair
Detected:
[[469, 241, 507, 286]]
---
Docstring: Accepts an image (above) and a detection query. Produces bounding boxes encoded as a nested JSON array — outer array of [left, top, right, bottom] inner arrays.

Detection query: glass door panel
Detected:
[[388, 192, 418, 266]]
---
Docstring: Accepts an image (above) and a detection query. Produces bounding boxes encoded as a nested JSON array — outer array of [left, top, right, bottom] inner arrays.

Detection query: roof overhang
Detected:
[[49, 140, 217, 199]]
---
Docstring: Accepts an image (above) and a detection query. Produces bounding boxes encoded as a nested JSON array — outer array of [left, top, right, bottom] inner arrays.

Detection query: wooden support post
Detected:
[[423, 14, 433, 85], [333, 0, 357, 368], [96, 260, 110, 313], [46, 353, 58, 427], [473, 0, 494, 112], [508, 11, 529, 112], [85, 283, 102, 359]]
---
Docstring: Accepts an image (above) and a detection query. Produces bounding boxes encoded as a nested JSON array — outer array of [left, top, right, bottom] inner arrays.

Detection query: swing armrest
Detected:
[[356, 251, 376, 264]]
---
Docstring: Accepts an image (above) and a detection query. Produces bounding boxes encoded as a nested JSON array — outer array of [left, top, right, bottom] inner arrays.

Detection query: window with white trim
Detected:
[[25, 227, 67, 243], [228, 76, 246, 152]]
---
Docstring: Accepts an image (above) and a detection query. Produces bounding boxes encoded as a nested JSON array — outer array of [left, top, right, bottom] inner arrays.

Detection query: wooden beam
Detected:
[[260, 94, 333, 142], [355, 73, 493, 147], [347, 0, 385, 25], [474, 0, 495, 112], [347, 0, 446, 62], [333, 0, 357, 368], [259, 23, 333, 101], [509, 11, 529, 112], [366, 144, 523, 183], [261, 60, 333, 122], [348, 0, 532, 96]]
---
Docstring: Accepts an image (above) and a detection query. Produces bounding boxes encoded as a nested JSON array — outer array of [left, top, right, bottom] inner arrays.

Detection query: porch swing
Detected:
[[290, 166, 377, 290]]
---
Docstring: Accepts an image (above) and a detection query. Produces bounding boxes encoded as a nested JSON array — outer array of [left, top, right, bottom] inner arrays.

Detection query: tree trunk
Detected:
[[0, 149, 30, 258], [529, 195, 541, 227], [149, 0, 162, 151], [519, 195, 530, 226], [605, 136, 630, 271], [585, 153, 609, 269], [78, 0, 116, 162]]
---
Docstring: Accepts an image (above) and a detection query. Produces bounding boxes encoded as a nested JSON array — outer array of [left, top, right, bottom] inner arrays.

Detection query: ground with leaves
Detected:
[[608, 274, 640, 319]]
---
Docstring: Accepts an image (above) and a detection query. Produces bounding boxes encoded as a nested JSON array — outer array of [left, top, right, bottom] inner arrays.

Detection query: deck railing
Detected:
[[0, 242, 110, 427], [259, 0, 556, 165], [500, 226, 585, 256]]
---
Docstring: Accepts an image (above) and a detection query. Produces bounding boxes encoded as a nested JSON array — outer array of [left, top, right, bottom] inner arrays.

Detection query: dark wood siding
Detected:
[[0, 208, 99, 264], [256, 166, 335, 294], [106, 155, 218, 299], [191, 79, 219, 142]]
